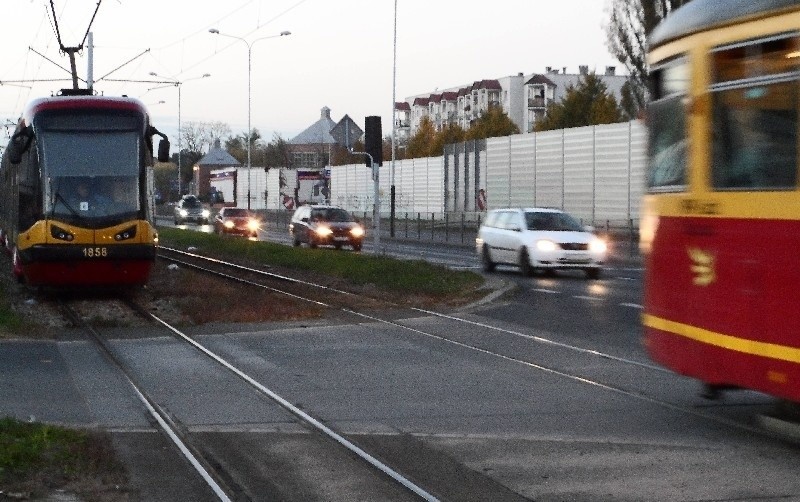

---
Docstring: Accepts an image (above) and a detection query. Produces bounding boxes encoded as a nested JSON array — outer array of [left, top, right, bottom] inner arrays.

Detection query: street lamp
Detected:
[[209, 28, 291, 209], [148, 72, 211, 200]]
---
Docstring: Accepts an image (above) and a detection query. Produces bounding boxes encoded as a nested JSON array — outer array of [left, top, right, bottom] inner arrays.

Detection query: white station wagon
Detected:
[[476, 208, 607, 279]]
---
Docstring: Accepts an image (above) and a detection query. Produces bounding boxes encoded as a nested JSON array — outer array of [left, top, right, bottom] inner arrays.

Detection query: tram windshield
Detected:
[[36, 114, 143, 224], [48, 175, 139, 223]]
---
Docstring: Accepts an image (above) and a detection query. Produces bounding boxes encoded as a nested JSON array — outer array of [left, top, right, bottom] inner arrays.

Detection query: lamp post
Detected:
[[148, 72, 210, 200], [390, 0, 398, 237], [209, 28, 291, 210]]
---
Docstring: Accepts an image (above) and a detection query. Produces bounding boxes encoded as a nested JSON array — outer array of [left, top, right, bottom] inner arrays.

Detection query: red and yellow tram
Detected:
[[641, 0, 800, 401], [0, 90, 169, 287]]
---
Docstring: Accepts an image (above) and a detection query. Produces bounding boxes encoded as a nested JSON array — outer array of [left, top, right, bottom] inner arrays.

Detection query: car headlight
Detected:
[[247, 219, 259, 231], [224, 220, 235, 229], [179, 209, 188, 217], [589, 238, 607, 254], [350, 226, 364, 237], [536, 239, 557, 252], [315, 225, 333, 237], [201, 209, 211, 218]]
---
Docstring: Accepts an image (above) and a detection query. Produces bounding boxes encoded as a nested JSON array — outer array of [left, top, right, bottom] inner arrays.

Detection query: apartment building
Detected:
[[395, 65, 627, 138]]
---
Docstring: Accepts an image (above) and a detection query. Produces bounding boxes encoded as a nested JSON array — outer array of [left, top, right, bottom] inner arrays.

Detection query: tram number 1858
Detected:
[[82, 247, 108, 258]]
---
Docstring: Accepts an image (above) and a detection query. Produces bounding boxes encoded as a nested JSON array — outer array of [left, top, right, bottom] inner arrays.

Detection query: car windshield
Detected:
[[525, 212, 584, 232], [182, 198, 202, 208], [225, 209, 248, 217], [311, 208, 353, 222]]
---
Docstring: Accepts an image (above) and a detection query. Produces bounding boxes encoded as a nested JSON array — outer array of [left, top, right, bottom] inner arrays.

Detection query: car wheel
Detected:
[[518, 248, 533, 277], [309, 240, 318, 249], [481, 244, 496, 273], [293, 238, 301, 247], [352, 243, 362, 252], [334, 243, 342, 250], [585, 268, 601, 280]]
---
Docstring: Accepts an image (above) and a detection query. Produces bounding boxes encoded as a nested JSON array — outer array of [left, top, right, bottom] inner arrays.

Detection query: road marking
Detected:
[[532, 288, 559, 294], [620, 303, 643, 309], [573, 295, 602, 301]]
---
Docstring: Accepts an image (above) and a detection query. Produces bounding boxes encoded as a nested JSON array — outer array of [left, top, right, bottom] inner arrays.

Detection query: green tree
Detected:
[[465, 106, 520, 140], [225, 129, 264, 165], [406, 116, 437, 159], [263, 133, 294, 168], [535, 72, 624, 131], [432, 123, 466, 154], [606, 0, 693, 114]]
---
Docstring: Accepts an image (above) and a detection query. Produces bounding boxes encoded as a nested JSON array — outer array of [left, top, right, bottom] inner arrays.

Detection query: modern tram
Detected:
[[0, 90, 170, 287], [641, 0, 800, 401]]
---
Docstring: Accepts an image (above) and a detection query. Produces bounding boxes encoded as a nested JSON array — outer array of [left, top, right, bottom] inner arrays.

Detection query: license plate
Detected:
[[333, 236, 349, 242]]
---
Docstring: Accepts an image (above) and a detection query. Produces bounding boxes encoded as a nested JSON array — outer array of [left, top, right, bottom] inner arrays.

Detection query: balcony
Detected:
[[528, 97, 546, 108]]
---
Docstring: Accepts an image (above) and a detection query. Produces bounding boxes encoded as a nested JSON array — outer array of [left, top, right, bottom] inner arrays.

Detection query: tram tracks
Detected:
[[55, 295, 439, 501], [156, 245, 779, 440]]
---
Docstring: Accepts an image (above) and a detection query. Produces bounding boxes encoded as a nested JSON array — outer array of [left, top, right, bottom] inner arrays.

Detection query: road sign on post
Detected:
[[330, 115, 363, 151], [332, 116, 381, 254], [348, 149, 380, 253]]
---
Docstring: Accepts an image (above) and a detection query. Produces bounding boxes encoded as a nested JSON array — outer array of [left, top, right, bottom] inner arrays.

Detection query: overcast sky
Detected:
[[0, 0, 621, 145]]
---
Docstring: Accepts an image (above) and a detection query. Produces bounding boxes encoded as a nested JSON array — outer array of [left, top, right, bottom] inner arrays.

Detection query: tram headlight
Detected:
[[536, 239, 557, 252], [114, 225, 138, 241]]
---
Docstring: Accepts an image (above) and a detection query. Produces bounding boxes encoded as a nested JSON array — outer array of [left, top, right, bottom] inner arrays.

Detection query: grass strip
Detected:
[[157, 227, 483, 297]]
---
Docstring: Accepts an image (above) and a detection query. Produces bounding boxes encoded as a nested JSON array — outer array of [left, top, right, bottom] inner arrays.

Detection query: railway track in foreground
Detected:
[[56, 297, 440, 501], [156, 245, 785, 443]]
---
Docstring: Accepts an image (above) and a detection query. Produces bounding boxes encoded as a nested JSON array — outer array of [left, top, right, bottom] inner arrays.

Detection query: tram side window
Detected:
[[711, 35, 799, 190], [647, 59, 689, 191]]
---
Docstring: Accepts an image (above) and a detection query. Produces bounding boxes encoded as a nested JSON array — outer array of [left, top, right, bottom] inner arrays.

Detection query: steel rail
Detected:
[[57, 300, 235, 502], [156, 246, 774, 439]]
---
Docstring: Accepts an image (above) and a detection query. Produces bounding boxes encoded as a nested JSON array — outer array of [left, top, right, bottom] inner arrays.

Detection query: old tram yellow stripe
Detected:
[[642, 313, 800, 365]]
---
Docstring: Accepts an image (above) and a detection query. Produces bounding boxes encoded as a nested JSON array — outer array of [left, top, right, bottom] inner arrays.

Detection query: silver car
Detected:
[[173, 195, 211, 225], [476, 207, 607, 279]]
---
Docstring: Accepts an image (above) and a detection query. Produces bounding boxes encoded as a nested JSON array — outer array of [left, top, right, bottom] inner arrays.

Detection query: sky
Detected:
[[0, 0, 622, 147]]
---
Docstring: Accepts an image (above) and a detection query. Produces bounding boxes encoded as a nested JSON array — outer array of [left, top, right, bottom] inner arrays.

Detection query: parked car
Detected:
[[476, 207, 607, 279], [289, 204, 364, 251], [174, 195, 210, 225], [213, 207, 259, 238]]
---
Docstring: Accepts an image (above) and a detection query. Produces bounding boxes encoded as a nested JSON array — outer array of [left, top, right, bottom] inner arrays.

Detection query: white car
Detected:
[[476, 208, 607, 279]]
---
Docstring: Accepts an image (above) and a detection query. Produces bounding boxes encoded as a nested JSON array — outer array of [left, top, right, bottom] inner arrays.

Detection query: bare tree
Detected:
[[207, 121, 231, 145], [606, 0, 693, 115]]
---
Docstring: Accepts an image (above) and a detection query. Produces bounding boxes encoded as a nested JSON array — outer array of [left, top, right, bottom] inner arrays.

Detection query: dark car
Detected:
[[174, 195, 210, 225], [289, 205, 364, 251], [214, 207, 259, 238]]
